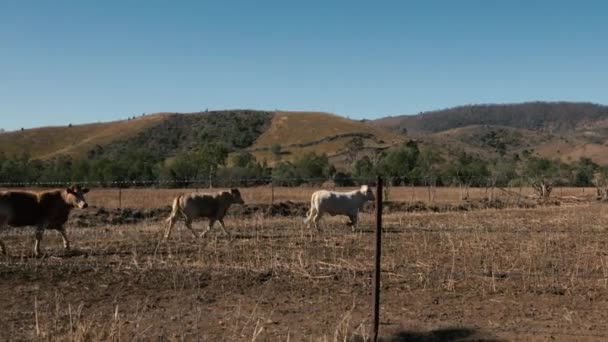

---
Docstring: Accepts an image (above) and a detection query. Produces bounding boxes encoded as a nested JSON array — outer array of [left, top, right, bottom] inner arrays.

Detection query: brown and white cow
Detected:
[[164, 188, 245, 239], [0, 184, 89, 256]]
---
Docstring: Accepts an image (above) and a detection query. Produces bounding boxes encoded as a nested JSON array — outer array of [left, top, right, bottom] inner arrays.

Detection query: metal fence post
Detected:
[[372, 176, 383, 341]]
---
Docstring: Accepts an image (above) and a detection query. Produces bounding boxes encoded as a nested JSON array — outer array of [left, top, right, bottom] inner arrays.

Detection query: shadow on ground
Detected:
[[353, 327, 504, 342]]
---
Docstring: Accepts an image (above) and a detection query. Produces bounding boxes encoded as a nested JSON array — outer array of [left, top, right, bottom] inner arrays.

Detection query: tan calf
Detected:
[[164, 188, 244, 239]]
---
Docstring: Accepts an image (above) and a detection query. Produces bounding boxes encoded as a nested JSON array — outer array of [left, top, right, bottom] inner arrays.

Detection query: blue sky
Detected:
[[1, 1, 607, 130]]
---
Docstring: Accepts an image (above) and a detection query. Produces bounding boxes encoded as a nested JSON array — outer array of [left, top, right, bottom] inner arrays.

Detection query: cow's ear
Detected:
[[82, 188, 90, 194], [66, 187, 75, 194]]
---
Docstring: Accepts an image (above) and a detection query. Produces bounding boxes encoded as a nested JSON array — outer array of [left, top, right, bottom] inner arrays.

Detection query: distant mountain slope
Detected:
[[370, 102, 608, 165], [249, 111, 406, 164], [0, 113, 170, 159], [374, 102, 608, 134], [5, 102, 608, 168], [93, 110, 273, 160], [0, 110, 403, 169]]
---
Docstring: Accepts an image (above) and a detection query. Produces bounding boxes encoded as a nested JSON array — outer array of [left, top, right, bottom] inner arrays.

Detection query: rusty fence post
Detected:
[[372, 176, 383, 341]]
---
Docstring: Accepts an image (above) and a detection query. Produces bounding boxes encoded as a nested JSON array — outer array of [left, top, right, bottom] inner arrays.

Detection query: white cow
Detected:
[[304, 185, 375, 230]]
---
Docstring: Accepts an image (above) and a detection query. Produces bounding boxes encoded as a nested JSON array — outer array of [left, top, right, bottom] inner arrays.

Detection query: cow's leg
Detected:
[[218, 219, 230, 236], [54, 226, 70, 250], [0, 219, 7, 255], [200, 219, 214, 238], [184, 219, 198, 239], [304, 207, 315, 227], [34, 223, 46, 257], [312, 211, 322, 231], [348, 214, 358, 232], [164, 215, 179, 240]]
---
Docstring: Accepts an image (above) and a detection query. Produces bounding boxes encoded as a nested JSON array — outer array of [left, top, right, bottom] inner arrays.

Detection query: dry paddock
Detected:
[[0, 188, 608, 341], [1, 185, 598, 208]]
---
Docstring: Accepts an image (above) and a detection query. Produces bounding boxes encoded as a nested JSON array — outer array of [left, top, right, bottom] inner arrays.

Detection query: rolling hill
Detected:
[[0, 110, 405, 169], [374, 102, 608, 134], [3, 102, 608, 169], [248, 111, 405, 165], [0, 113, 170, 160], [373, 102, 608, 164]]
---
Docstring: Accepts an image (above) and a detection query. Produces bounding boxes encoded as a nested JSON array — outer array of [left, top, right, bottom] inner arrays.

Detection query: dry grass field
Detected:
[[1, 187, 608, 341], [79, 185, 598, 210]]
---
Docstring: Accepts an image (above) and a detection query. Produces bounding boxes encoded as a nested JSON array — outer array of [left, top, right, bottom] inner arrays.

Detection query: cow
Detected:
[[164, 188, 245, 239], [0, 184, 90, 257], [304, 185, 375, 231]]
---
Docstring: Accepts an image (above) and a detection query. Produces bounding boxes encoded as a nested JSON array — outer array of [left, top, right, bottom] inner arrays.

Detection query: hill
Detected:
[[0, 110, 405, 169], [0, 113, 170, 159], [374, 102, 608, 134], [373, 102, 608, 164], [248, 111, 405, 165], [5, 102, 608, 171], [93, 110, 273, 161]]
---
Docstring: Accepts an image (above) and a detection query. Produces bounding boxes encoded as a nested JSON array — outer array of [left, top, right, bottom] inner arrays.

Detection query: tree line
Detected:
[[0, 139, 604, 188]]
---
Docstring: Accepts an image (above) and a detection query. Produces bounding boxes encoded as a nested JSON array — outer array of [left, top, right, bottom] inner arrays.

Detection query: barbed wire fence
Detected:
[[0, 175, 600, 209]]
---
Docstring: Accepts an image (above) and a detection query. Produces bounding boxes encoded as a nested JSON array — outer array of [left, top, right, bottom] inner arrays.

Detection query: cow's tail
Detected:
[[166, 194, 184, 222], [304, 193, 316, 225]]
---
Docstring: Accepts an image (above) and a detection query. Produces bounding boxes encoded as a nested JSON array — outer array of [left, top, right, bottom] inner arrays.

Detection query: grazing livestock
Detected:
[[0, 184, 90, 256], [164, 188, 245, 239], [304, 185, 375, 231]]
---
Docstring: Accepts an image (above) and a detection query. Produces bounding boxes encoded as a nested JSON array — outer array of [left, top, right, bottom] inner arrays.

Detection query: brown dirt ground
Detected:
[[1, 201, 608, 341]]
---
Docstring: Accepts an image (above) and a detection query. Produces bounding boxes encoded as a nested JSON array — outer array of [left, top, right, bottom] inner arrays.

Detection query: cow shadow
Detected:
[[0, 248, 89, 260], [351, 327, 504, 342]]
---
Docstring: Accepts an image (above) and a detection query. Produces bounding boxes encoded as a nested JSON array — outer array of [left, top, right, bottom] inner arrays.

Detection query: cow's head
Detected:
[[360, 185, 375, 202], [65, 184, 90, 209], [229, 188, 245, 205]]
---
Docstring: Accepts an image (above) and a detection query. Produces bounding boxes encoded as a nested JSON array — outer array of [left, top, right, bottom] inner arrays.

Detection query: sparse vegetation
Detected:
[[1, 190, 608, 340], [377, 102, 608, 134]]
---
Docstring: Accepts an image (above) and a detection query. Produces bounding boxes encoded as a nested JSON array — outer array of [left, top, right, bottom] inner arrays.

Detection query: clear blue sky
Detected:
[[1, 1, 607, 130]]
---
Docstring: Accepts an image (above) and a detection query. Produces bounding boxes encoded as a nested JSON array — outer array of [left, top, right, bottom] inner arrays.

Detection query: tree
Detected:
[[271, 161, 299, 186], [270, 144, 282, 161], [521, 156, 562, 198], [293, 152, 334, 183], [573, 157, 598, 186], [445, 152, 489, 199], [345, 137, 364, 164], [352, 156, 376, 184], [411, 145, 444, 185], [333, 172, 355, 186], [375, 141, 420, 184], [232, 151, 256, 168], [158, 143, 229, 186]]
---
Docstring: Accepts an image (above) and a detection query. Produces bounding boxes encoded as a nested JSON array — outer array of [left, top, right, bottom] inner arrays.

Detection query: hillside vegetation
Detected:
[[2, 102, 608, 189], [374, 102, 608, 165], [0, 114, 169, 159], [93, 110, 273, 160], [374, 102, 608, 134], [250, 111, 405, 164]]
